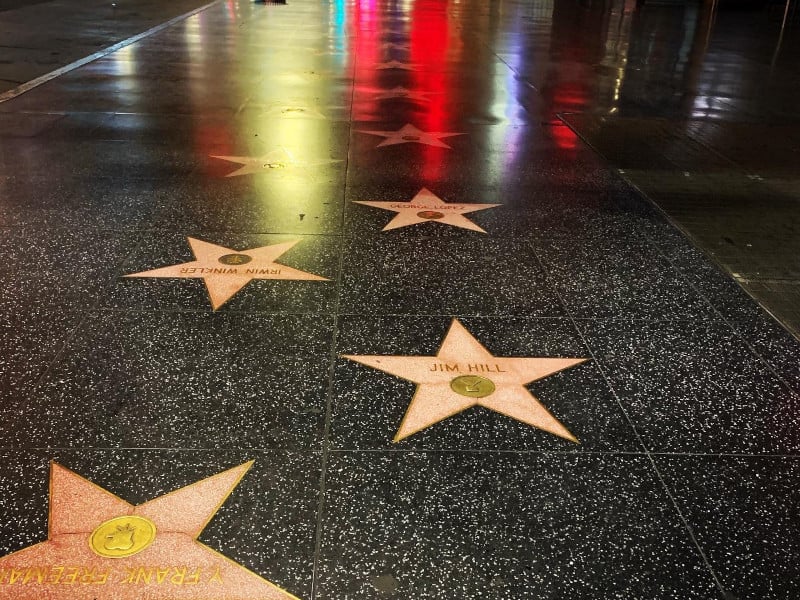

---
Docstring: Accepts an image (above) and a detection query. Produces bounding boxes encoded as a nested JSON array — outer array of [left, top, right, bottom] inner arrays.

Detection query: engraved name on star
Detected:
[[353, 187, 499, 232], [126, 237, 327, 310], [357, 123, 465, 149], [0, 462, 299, 599], [343, 319, 587, 442], [211, 148, 341, 177]]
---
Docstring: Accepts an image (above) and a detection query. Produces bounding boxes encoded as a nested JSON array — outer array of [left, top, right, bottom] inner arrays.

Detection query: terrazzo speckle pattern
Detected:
[[1, 0, 799, 598], [318, 452, 719, 599], [655, 456, 800, 600]]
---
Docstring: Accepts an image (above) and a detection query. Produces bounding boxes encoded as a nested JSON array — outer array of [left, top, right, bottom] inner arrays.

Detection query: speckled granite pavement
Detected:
[[0, 0, 798, 599]]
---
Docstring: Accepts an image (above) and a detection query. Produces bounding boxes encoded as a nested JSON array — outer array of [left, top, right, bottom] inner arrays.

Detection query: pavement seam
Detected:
[[0, 0, 223, 104], [527, 236, 730, 599]]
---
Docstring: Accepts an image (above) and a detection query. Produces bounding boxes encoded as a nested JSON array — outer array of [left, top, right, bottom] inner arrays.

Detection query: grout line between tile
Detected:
[[0, 0, 224, 104], [308, 47, 358, 600], [527, 237, 729, 599]]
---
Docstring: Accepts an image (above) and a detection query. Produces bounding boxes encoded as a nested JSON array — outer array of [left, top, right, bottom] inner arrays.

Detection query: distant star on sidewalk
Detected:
[[343, 319, 587, 442], [211, 148, 341, 177], [353, 187, 499, 232], [357, 123, 464, 149]]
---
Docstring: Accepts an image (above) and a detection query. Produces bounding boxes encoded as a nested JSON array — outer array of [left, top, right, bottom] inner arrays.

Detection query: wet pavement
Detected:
[[0, 0, 799, 599], [0, 0, 215, 95]]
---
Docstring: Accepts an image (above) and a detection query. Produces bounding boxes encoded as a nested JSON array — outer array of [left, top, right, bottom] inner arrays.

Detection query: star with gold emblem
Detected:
[[126, 237, 327, 310], [211, 148, 342, 177], [353, 187, 499, 232], [374, 60, 417, 70], [357, 123, 464, 149], [343, 319, 587, 442], [0, 462, 299, 599], [373, 86, 434, 102]]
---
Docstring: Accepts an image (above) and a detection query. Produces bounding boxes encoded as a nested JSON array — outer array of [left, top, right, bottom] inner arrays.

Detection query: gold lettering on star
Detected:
[[0, 462, 299, 598], [343, 319, 588, 442], [126, 237, 328, 310], [353, 188, 499, 232]]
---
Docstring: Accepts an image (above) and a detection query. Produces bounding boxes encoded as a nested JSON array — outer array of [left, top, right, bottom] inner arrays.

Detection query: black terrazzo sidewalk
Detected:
[[0, 0, 798, 599]]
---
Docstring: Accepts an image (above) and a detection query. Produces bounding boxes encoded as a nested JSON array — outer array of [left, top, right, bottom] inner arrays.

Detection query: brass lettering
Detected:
[[63, 567, 80, 584], [49, 566, 65, 584], [466, 363, 506, 373], [23, 567, 47, 584], [9, 569, 26, 584], [430, 363, 460, 372], [245, 268, 280, 275], [134, 567, 153, 585], [94, 569, 110, 585], [170, 567, 187, 585], [185, 568, 201, 585], [209, 566, 223, 584], [156, 567, 170, 584]]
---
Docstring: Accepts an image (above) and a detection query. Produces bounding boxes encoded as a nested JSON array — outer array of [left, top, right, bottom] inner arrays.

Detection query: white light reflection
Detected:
[[111, 45, 137, 77]]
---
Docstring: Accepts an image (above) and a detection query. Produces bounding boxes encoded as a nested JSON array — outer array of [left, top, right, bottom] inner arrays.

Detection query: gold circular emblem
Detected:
[[401, 134, 421, 141], [218, 253, 252, 266], [90, 516, 157, 559], [417, 210, 445, 220], [450, 375, 496, 398]]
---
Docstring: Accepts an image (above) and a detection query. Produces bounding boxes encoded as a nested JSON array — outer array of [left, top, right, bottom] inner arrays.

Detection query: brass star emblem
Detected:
[[125, 237, 328, 310], [353, 187, 499, 232], [343, 319, 587, 442], [0, 462, 299, 599], [357, 123, 465, 149]]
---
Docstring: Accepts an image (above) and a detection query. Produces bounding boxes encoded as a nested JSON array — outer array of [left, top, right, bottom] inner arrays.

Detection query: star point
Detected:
[[211, 148, 341, 177], [343, 319, 587, 442], [357, 123, 465, 149], [126, 237, 328, 310], [353, 187, 499, 232]]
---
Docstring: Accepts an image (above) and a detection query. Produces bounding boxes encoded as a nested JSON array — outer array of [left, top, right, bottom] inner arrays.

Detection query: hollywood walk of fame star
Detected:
[[357, 123, 464, 149], [343, 319, 587, 442], [372, 86, 435, 102], [211, 148, 342, 177], [353, 187, 499, 232], [374, 60, 417, 70], [126, 237, 327, 310], [0, 462, 299, 599]]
